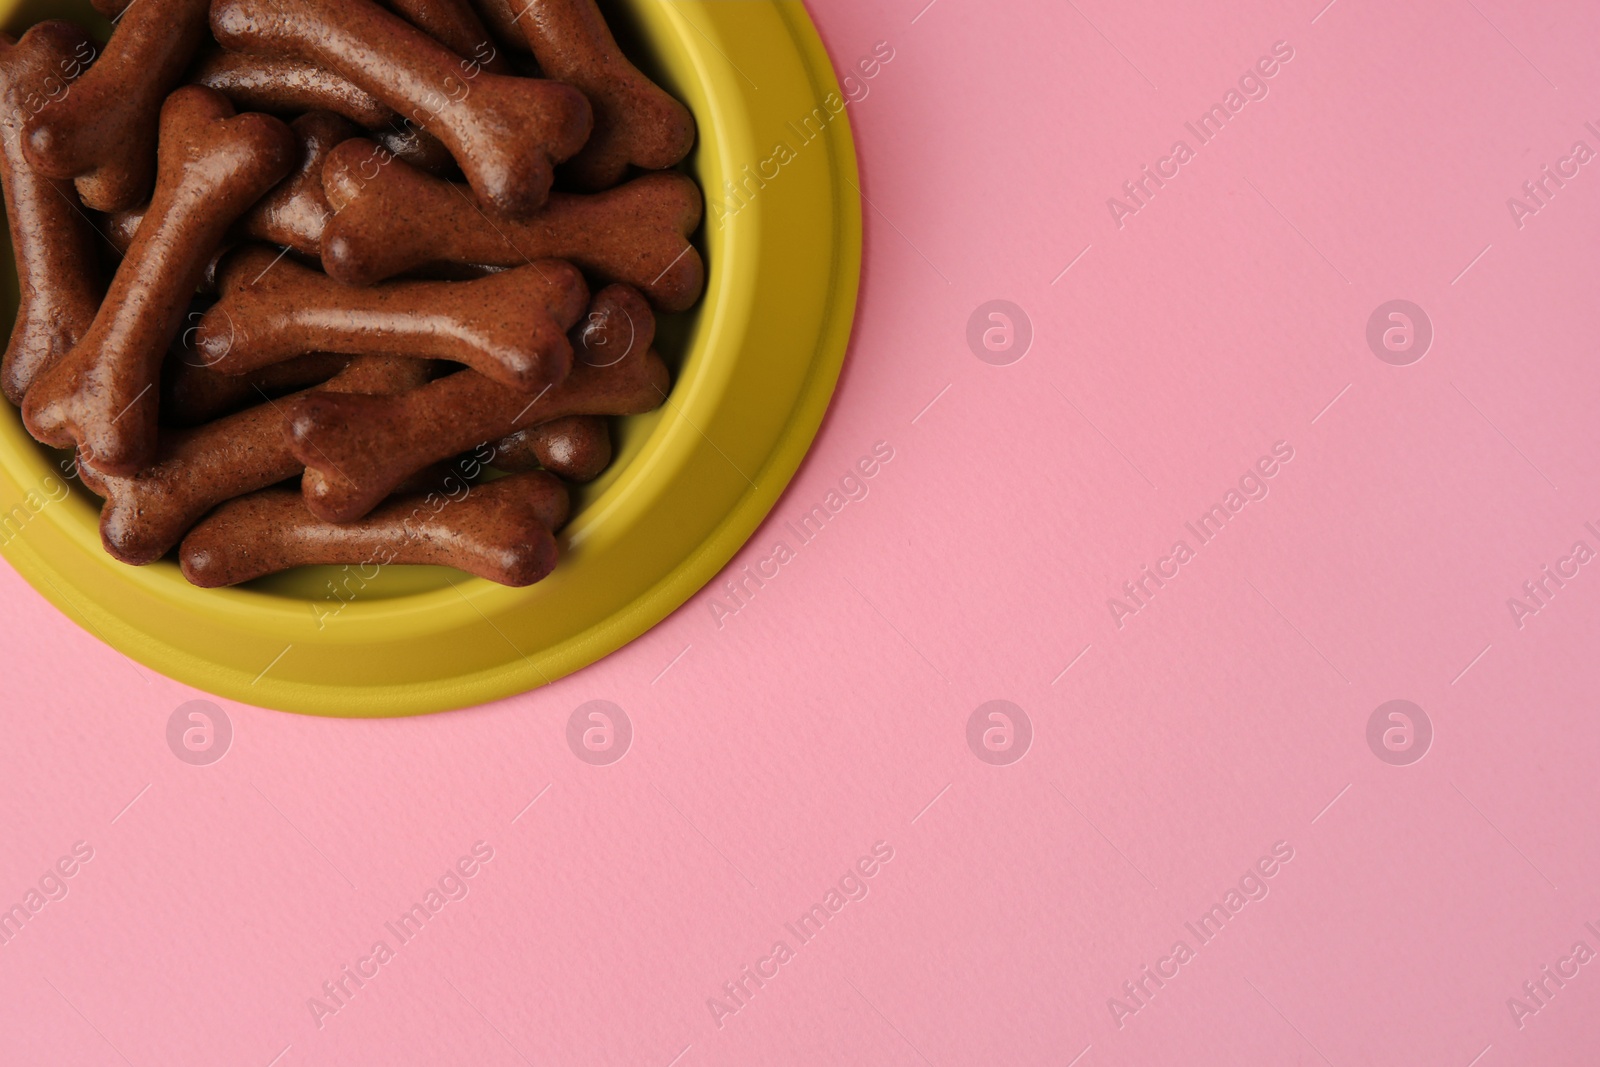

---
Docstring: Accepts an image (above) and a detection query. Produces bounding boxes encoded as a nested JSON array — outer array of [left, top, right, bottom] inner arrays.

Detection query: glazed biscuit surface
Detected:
[[320, 140, 704, 311], [180, 471, 571, 588], [196, 246, 588, 392], [193, 50, 397, 129]]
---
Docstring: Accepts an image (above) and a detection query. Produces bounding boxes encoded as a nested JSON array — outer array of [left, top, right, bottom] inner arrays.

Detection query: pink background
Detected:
[[4, 0, 1600, 1063]]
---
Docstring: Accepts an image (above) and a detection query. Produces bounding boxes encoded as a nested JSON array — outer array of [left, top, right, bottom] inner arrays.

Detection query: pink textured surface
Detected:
[[3, 1, 1599, 1064]]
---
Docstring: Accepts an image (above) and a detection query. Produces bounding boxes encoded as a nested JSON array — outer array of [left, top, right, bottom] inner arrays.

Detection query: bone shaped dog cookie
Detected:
[[195, 246, 587, 392], [23, 87, 295, 475], [493, 416, 611, 483], [320, 141, 704, 311], [180, 471, 571, 588], [103, 210, 234, 296], [211, 0, 593, 217], [23, 0, 211, 211], [503, 0, 696, 189], [286, 284, 666, 523], [0, 22, 104, 405], [78, 356, 427, 566], [192, 51, 460, 180]]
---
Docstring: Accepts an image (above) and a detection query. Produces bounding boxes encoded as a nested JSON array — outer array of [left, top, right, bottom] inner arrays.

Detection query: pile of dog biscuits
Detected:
[[0, 0, 702, 588]]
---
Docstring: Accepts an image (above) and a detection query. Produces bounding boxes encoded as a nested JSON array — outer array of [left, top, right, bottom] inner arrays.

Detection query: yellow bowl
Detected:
[[0, 0, 861, 715]]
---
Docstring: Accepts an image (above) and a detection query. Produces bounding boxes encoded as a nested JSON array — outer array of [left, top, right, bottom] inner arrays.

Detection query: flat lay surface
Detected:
[[2, 0, 1599, 1064]]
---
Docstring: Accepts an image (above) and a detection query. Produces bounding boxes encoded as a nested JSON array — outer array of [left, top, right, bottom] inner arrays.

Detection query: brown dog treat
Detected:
[[22, 88, 296, 474], [196, 245, 587, 392], [180, 471, 570, 588], [378, 0, 511, 74], [23, 0, 212, 211], [77, 355, 427, 566], [192, 51, 460, 180], [104, 208, 234, 294], [514, 0, 696, 189], [162, 351, 351, 427], [192, 50, 395, 129], [0, 23, 105, 405], [287, 284, 665, 522], [193, 53, 456, 177], [322, 143, 703, 311], [240, 111, 357, 258], [211, 0, 593, 217], [494, 415, 611, 482]]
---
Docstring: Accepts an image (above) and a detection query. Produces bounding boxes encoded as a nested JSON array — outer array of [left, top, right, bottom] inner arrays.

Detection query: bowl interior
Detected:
[[4, 0, 704, 604]]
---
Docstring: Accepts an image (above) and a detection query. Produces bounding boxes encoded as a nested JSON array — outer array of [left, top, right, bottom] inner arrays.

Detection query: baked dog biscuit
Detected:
[[321, 141, 703, 311], [0, 22, 104, 404], [195, 246, 588, 392], [24, 0, 212, 210], [180, 471, 571, 587], [23, 87, 295, 474]]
